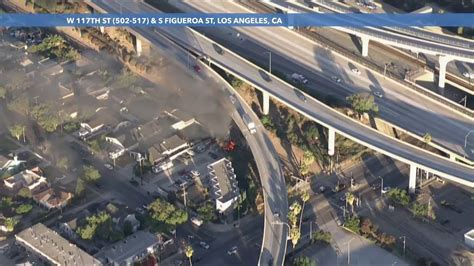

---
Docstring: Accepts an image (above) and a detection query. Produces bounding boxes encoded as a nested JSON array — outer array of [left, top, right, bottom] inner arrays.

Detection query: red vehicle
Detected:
[[223, 139, 237, 152], [193, 64, 202, 73]]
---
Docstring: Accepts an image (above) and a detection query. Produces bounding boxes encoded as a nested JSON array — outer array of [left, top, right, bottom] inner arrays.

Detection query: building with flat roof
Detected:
[[160, 135, 188, 156], [15, 223, 101, 266], [207, 158, 239, 213], [96, 230, 159, 266]]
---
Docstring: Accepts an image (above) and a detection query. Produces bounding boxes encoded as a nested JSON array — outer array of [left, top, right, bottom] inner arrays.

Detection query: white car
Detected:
[[351, 67, 361, 75], [382, 186, 391, 194], [291, 73, 308, 84], [200, 241, 210, 249], [463, 72, 474, 79], [373, 91, 383, 98], [331, 76, 341, 83], [104, 163, 114, 170], [227, 246, 238, 255]]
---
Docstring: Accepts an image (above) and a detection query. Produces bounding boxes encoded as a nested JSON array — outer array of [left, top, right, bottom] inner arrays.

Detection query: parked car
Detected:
[[371, 183, 381, 191], [191, 217, 204, 227], [195, 144, 207, 153], [463, 72, 474, 79], [104, 163, 114, 170], [129, 179, 139, 186], [208, 151, 219, 159], [227, 246, 238, 255], [200, 241, 210, 249], [381, 186, 391, 194], [135, 207, 145, 215], [319, 186, 326, 193], [332, 183, 346, 193]]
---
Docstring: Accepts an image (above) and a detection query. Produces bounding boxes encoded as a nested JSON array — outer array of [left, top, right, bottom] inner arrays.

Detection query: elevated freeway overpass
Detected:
[[267, 0, 474, 89]]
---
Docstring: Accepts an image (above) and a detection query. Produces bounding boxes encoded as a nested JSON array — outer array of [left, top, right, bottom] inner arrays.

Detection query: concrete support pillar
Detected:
[[262, 91, 270, 115], [409, 164, 417, 194], [136, 38, 143, 57], [134, 37, 150, 57], [449, 153, 457, 161], [99, 26, 105, 34], [438, 55, 452, 88], [361, 36, 370, 57], [328, 127, 335, 156]]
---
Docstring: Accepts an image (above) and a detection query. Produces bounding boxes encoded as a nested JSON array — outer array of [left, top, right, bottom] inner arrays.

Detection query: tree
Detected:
[[184, 245, 194, 266], [302, 123, 320, 143], [411, 202, 435, 220], [344, 215, 360, 234], [0, 86, 6, 99], [300, 150, 315, 176], [288, 201, 302, 228], [387, 188, 410, 206], [293, 256, 316, 266], [7, 96, 29, 116], [82, 165, 101, 183], [148, 198, 188, 226], [75, 178, 85, 196], [56, 157, 69, 170], [311, 230, 331, 244], [18, 187, 32, 198], [15, 204, 33, 214], [123, 220, 133, 236], [76, 212, 111, 240], [346, 93, 379, 116], [261, 115, 275, 132], [289, 226, 301, 248], [378, 233, 396, 246], [9, 124, 25, 141], [31, 103, 59, 133], [4, 217, 19, 232], [1, 197, 13, 210], [299, 191, 310, 231], [423, 133, 432, 144], [197, 202, 217, 222], [360, 218, 377, 238], [345, 192, 356, 214]]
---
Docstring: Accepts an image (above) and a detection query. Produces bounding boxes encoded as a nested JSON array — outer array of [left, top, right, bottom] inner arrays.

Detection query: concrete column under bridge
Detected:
[[328, 127, 335, 156], [360, 35, 370, 57], [409, 163, 417, 194], [262, 91, 270, 115]]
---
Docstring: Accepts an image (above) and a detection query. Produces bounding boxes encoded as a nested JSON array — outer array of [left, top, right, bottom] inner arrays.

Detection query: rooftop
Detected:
[[208, 158, 239, 204], [96, 231, 159, 264], [160, 135, 188, 153], [15, 223, 101, 266], [4, 167, 46, 191]]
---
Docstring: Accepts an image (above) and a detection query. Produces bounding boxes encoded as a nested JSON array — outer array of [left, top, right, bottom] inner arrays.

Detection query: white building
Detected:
[[207, 158, 239, 213]]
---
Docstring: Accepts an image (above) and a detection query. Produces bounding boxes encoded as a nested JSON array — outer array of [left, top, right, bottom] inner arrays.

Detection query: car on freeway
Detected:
[[200, 241, 210, 249], [331, 75, 342, 83], [104, 163, 114, 170], [273, 211, 280, 218], [193, 64, 202, 73], [373, 91, 383, 98], [227, 246, 238, 255], [382, 186, 391, 194], [351, 67, 361, 75], [294, 89, 308, 103], [291, 73, 308, 84], [463, 72, 473, 79], [371, 183, 381, 190]]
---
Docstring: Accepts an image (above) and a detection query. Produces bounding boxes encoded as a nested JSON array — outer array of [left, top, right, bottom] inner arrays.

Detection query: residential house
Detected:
[[96, 231, 159, 266], [165, 109, 199, 130], [15, 223, 101, 266], [3, 167, 47, 192], [32, 187, 73, 210], [79, 107, 122, 139], [105, 129, 139, 160], [59, 210, 90, 240], [103, 203, 141, 233], [207, 158, 239, 214]]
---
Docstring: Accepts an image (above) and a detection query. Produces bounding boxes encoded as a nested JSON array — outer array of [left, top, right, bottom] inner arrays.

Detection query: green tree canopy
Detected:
[[9, 124, 25, 141], [16, 204, 33, 215], [82, 165, 101, 183], [346, 93, 379, 115], [4, 217, 19, 232], [197, 202, 217, 222], [311, 230, 331, 244], [387, 188, 410, 206], [31, 103, 60, 133], [293, 256, 316, 266], [18, 187, 32, 198], [76, 212, 111, 240], [148, 198, 188, 226], [344, 215, 361, 234]]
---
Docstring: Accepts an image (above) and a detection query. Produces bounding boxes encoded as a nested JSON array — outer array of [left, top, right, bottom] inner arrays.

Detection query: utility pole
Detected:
[[379, 176, 383, 197], [264, 51, 272, 74], [183, 185, 187, 210], [401, 236, 406, 257]]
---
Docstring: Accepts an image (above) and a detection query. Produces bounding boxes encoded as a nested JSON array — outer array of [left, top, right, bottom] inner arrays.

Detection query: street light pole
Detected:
[[464, 130, 474, 153], [401, 236, 406, 257], [264, 51, 272, 74], [347, 238, 355, 265]]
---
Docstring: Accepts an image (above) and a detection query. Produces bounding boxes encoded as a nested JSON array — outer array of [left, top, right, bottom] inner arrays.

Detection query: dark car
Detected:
[[294, 89, 307, 103], [193, 64, 202, 73], [129, 179, 139, 186], [208, 151, 219, 159]]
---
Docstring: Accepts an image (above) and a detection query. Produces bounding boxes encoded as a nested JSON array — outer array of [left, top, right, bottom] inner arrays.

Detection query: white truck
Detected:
[[242, 113, 256, 134]]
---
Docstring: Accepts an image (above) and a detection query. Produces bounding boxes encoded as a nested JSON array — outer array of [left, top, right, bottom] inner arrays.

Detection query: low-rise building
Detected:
[[32, 187, 73, 210], [207, 158, 239, 214], [96, 231, 159, 266], [3, 167, 46, 192], [79, 107, 122, 138], [160, 135, 189, 156], [15, 223, 101, 266]]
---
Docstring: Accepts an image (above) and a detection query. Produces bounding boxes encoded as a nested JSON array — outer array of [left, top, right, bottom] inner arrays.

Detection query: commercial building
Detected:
[[15, 223, 101, 266], [207, 158, 239, 213]]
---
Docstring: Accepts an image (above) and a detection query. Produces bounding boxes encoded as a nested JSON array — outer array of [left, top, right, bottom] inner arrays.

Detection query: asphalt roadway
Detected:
[[175, 0, 474, 161]]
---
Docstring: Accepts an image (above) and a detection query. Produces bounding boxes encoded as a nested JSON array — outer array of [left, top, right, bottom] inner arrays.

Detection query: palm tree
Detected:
[[184, 245, 194, 266], [345, 192, 356, 215], [299, 191, 310, 231]]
